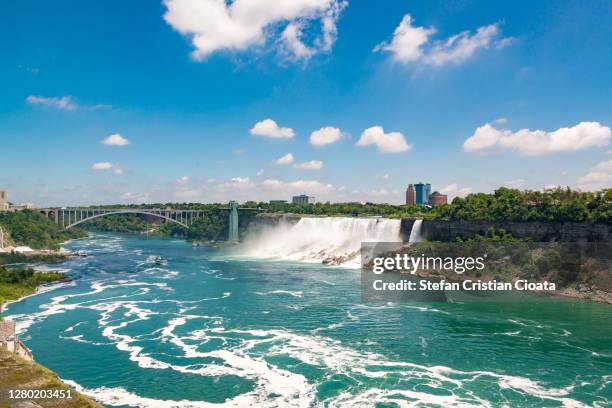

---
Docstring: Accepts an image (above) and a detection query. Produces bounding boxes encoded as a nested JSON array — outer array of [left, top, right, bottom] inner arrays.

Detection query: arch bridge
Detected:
[[39, 201, 260, 241]]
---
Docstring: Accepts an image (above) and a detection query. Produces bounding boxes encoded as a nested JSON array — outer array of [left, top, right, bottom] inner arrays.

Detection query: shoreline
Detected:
[[1, 279, 73, 314]]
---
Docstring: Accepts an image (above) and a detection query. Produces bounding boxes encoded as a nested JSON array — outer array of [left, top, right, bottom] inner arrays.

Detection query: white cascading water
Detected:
[[242, 217, 402, 268], [408, 219, 423, 243]]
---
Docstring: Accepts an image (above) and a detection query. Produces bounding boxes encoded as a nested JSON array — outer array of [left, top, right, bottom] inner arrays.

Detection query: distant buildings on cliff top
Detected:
[[0, 190, 34, 212], [405, 183, 447, 207]]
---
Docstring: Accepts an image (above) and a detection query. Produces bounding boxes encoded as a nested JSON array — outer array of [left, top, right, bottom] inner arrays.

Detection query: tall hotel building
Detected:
[[415, 183, 431, 205], [405, 184, 416, 205]]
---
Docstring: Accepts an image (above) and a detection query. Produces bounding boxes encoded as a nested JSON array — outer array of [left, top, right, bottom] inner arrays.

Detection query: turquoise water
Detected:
[[4, 234, 611, 407]]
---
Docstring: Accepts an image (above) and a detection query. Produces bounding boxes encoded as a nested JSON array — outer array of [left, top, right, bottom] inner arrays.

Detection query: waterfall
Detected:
[[408, 219, 423, 244], [241, 217, 402, 267]]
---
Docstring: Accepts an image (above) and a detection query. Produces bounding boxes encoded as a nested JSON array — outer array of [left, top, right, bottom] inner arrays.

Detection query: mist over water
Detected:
[[241, 217, 402, 267], [3, 233, 611, 407]]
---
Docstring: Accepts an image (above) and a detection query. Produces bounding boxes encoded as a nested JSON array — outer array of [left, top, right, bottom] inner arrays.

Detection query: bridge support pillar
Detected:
[[228, 201, 239, 242]]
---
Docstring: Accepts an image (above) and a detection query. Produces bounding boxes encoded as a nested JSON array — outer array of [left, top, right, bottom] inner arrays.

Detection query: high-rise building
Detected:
[[429, 192, 448, 206], [292, 195, 315, 205], [414, 183, 431, 205], [405, 184, 416, 205]]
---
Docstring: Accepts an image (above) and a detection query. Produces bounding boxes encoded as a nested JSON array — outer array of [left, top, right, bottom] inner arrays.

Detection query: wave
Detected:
[[65, 321, 595, 408]]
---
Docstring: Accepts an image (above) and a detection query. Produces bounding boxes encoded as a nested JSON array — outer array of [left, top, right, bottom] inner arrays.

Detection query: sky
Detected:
[[1, 0, 611, 206]]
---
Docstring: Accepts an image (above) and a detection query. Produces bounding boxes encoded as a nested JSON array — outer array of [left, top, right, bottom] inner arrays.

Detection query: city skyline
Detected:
[[1, 0, 611, 207]]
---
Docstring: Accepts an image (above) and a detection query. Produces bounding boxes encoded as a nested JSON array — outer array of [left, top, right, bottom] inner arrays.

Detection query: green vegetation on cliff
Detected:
[[0, 266, 68, 316], [0, 210, 86, 250], [0, 347, 102, 408], [435, 187, 611, 223]]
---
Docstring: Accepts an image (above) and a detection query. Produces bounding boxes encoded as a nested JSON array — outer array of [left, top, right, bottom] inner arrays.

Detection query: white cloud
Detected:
[[310, 126, 342, 146], [102, 134, 130, 146], [275, 153, 294, 165], [463, 121, 611, 156], [176, 176, 190, 185], [250, 118, 295, 139], [356, 126, 412, 153], [91, 162, 113, 170], [163, 0, 347, 61], [280, 23, 315, 60], [26, 95, 110, 111], [256, 169, 265, 176], [504, 178, 526, 189], [263, 178, 334, 194], [217, 176, 256, 191], [92, 162, 123, 174], [294, 160, 323, 170], [374, 14, 511, 67], [493, 117, 508, 124], [578, 160, 612, 191], [440, 183, 472, 199]]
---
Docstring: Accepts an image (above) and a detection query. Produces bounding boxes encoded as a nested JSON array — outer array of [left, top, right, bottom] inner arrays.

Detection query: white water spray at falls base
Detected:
[[242, 217, 402, 268]]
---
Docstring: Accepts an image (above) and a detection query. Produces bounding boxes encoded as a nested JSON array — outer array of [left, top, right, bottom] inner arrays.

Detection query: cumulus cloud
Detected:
[[102, 134, 130, 146], [91, 162, 122, 174], [310, 126, 342, 146], [163, 0, 347, 61], [91, 162, 113, 170], [250, 118, 295, 139], [263, 178, 334, 194], [374, 14, 511, 66], [440, 183, 472, 199], [26, 95, 110, 111], [463, 121, 611, 156], [578, 160, 612, 191], [356, 126, 412, 153], [294, 160, 323, 170], [176, 176, 190, 185], [217, 176, 256, 191], [275, 153, 294, 165], [256, 169, 265, 176]]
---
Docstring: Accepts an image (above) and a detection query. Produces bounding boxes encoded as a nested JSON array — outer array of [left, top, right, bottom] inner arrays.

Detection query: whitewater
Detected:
[[3, 231, 611, 407], [241, 216, 403, 267]]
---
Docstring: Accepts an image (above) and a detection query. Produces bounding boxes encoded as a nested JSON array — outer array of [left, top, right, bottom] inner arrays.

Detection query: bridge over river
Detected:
[[38, 201, 261, 241]]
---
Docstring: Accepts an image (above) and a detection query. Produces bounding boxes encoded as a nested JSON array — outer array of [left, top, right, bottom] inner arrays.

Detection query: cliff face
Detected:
[[249, 215, 611, 242], [404, 219, 612, 242]]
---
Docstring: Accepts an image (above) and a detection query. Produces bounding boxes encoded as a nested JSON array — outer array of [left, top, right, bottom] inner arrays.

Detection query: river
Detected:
[[4, 232, 611, 407]]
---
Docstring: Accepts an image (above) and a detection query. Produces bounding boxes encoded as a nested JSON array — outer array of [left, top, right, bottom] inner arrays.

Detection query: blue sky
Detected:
[[1, 0, 611, 206]]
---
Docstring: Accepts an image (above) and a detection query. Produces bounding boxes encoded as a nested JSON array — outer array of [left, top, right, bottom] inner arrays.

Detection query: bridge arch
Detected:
[[65, 210, 190, 229]]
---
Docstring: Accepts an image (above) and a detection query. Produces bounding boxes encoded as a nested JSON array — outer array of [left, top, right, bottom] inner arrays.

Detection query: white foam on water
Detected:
[[241, 216, 402, 267], [11, 281, 592, 408], [255, 290, 303, 298]]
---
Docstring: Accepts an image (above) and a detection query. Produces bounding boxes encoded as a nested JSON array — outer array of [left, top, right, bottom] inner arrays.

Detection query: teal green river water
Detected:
[[4, 234, 611, 407]]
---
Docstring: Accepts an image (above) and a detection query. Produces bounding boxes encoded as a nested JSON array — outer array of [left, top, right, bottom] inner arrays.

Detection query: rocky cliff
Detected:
[[402, 219, 612, 242]]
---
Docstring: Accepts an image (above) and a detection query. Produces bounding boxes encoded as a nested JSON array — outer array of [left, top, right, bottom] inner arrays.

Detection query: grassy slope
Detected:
[[0, 267, 68, 316], [0, 348, 102, 408]]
